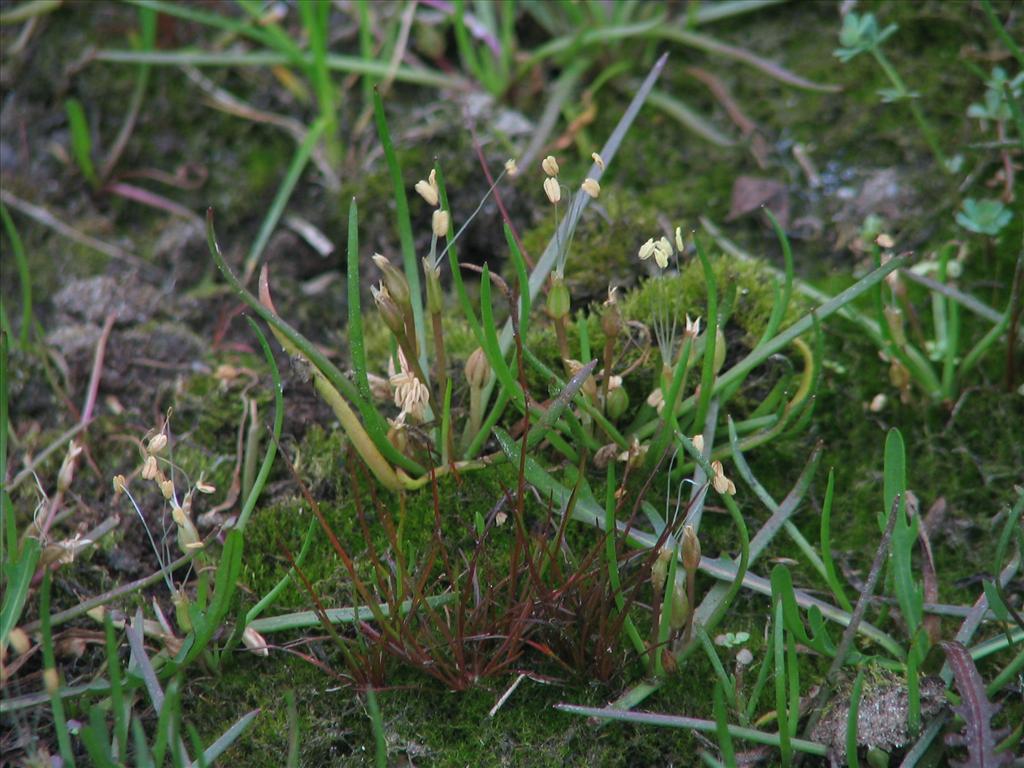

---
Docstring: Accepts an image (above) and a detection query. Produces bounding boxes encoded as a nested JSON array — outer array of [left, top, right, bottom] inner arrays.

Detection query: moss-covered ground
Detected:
[[2, 1, 1021, 766]]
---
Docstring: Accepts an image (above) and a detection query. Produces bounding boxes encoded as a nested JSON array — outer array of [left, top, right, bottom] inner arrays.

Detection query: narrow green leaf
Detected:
[[373, 89, 426, 372], [243, 118, 327, 281], [65, 98, 98, 188]]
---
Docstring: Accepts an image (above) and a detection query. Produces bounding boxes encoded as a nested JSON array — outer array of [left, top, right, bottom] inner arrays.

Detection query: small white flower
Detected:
[[389, 349, 429, 422], [684, 314, 701, 339]]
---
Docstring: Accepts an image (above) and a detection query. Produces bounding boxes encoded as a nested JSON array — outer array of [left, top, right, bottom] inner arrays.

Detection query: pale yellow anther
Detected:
[[414, 170, 440, 207], [541, 155, 560, 177], [638, 238, 656, 261], [543, 177, 561, 204], [432, 209, 450, 238]]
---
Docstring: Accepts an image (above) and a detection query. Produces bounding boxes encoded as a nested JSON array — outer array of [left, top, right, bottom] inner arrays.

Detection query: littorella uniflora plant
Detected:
[[540, 153, 603, 371]]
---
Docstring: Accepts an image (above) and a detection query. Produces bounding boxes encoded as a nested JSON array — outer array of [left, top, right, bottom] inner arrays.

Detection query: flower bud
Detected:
[[682, 525, 701, 572], [669, 580, 690, 630], [44, 667, 60, 695], [432, 209, 450, 238], [605, 380, 629, 421], [57, 441, 83, 493], [541, 155, 559, 177], [171, 503, 202, 553], [546, 274, 570, 320], [889, 359, 911, 390], [372, 253, 411, 307], [602, 304, 622, 342], [691, 434, 705, 455], [172, 590, 193, 633], [8, 627, 30, 655], [651, 546, 672, 593], [372, 282, 406, 338], [242, 626, 269, 657], [464, 347, 490, 390], [884, 305, 906, 347], [423, 257, 443, 314], [147, 433, 167, 454], [593, 443, 620, 469], [712, 326, 727, 375]]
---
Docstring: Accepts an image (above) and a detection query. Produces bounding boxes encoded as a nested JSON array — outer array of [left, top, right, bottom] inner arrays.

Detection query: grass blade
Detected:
[[0, 203, 32, 349], [373, 88, 427, 373], [243, 118, 327, 283]]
